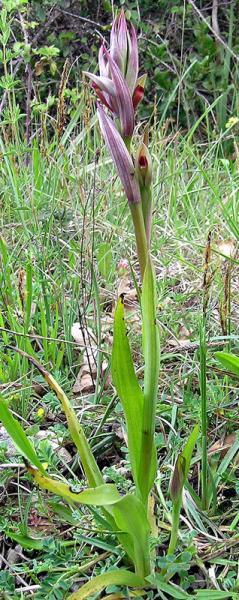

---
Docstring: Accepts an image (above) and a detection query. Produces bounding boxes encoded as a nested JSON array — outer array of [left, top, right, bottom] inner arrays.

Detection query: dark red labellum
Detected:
[[139, 155, 148, 168], [92, 83, 113, 112], [132, 85, 144, 110]]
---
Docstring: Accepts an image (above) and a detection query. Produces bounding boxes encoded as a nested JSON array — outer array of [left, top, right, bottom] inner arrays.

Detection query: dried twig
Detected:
[[212, 0, 220, 41]]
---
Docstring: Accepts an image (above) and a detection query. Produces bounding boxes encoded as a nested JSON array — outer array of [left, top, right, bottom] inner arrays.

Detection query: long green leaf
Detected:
[[30, 468, 149, 575], [195, 593, 233, 599], [168, 425, 199, 557], [4, 348, 137, 567], [112, 296, 144, 490], [181, 424, 199, 481], [28, 468, 120, 506], [170, 424, 199, 504], [214, 435, 239, 487], [112, 494, 151, 578], [5, 531, 44, 550], [147, 574, 190, 599], [138, 257, 160, 502], [0, 398, 45, 473], [67, 569, 145, 600], [215, 351, 239, 377], [7, 346, 103, 489]]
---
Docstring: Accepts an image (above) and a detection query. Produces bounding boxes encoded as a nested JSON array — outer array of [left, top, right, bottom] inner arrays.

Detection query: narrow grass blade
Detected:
[[0, 398, 45, 473], [68, 569, 145, 600], [25, 263, 33, 331], [214, 435, 239, 487], [112, 295, 144, 490], [195, 593, 234, 599]]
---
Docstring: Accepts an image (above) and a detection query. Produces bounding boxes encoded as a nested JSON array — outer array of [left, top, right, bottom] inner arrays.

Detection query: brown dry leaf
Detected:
[[101, 315, 114, 345], [72, 354, 109, 394], [209, 432, 237, 458], [168, 324, 191, 348], [117, 276, 138, 308], [73, 371, 94, 394], [116, 275, 139, 329], [71, 323, 97, 394], [177, 324, 191, 346], [18, 268, 26, 308], [71, 323, 97, 348], [215, 239, 237, 259]]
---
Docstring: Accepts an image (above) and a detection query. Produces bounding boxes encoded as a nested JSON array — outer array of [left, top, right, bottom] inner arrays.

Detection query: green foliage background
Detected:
[[1, 0, 238, 134]]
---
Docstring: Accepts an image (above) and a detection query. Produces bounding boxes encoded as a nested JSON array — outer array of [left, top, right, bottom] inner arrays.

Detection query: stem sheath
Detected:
[[167, 500, 181, 556], [130, 202, 148, 282]]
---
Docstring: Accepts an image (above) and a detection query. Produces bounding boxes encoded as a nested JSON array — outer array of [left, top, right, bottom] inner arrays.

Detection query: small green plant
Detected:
[[0, 10, 199, 598]]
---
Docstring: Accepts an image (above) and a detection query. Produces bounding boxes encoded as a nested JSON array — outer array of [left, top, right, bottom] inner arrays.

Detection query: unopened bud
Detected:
[[170, 455, 186, 504], [117, 258, 129, 276], [136, 142, 152, 188]]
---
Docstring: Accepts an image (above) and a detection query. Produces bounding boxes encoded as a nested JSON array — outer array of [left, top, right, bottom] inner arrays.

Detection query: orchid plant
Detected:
[[0, 10, 199, 599]]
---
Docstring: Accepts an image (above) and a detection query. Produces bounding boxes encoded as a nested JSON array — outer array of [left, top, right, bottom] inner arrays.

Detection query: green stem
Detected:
[[92, 269, 102, 405], [167, 500, 181, 556], [130, 202, 148, 282], [141, 186, 152, 246], [200, 318, 207, 510]]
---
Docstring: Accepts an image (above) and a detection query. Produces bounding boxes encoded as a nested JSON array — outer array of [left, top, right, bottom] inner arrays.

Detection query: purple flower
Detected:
[[83, 11, 145, 138], [110, 10, 138, 93], [84, 48, 134, 138], [97, 104, 141, 205]]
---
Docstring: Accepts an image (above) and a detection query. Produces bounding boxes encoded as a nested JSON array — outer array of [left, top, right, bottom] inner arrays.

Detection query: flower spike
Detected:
[[110, 9, 128, 75], [104, 48, 134, 138], [97, 104, 141, 205], [125, 22, 139, 93]]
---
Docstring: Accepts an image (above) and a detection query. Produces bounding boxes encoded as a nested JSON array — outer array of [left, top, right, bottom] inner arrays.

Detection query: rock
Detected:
[[35, 430, 72, 464], [57, 447, 72, 464], [0, 426, 17, 457], [7, 545, 22, 565]]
